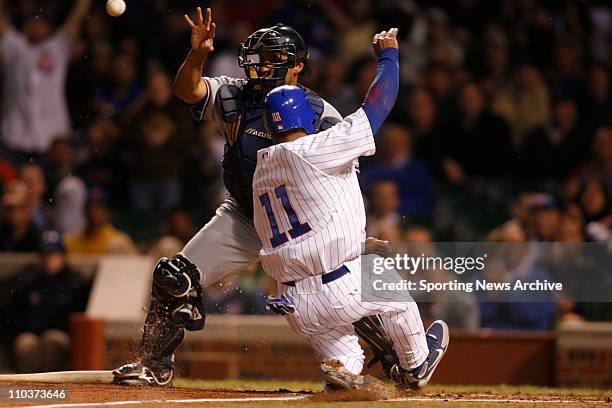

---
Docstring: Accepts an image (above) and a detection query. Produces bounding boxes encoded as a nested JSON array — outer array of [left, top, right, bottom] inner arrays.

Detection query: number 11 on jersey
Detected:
[[259, 185, 311, 248]]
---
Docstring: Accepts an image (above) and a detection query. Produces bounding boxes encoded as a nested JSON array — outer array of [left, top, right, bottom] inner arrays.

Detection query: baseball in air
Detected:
[[106, 0, 126, 17]]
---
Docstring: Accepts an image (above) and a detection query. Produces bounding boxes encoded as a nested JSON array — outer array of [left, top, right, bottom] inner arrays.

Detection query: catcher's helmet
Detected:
[[263, 85, 317, 135], [239, 23, 309, 84]]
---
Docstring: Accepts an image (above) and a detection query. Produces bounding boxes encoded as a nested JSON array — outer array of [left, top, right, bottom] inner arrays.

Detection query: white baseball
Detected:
[[106, 0, 126, 17]]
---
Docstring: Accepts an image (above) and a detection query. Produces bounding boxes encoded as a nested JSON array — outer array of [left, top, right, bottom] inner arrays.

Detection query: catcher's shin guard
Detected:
[[113, 255, 205, 386], [353, 315, 400, 378]]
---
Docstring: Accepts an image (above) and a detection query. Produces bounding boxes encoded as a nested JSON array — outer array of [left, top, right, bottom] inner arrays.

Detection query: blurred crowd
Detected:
[[0, 0, 610, 335]]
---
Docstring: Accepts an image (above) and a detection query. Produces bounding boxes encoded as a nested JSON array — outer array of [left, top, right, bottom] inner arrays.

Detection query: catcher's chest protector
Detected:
[[218, 83, 326, 219]]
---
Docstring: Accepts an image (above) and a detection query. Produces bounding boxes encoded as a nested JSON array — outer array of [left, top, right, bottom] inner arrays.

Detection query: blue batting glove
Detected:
[[266, 295, 296, 316]]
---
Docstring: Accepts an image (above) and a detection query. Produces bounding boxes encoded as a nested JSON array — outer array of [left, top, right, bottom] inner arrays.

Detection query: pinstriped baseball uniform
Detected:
[[253, 108, 429, 375]]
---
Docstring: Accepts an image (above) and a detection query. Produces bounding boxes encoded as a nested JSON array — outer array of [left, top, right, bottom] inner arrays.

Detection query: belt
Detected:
[[282, 265, 350, 287]]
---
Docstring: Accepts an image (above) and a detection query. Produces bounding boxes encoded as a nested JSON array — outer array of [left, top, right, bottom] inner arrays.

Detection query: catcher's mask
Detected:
[[238, 23, 309, 89]]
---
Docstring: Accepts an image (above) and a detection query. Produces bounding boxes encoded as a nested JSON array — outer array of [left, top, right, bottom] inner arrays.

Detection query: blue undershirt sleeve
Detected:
[[361, 48, 400, 135]]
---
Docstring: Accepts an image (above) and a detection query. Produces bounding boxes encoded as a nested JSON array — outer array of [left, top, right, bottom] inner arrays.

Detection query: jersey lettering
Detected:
[[259, 185, 311, 248]]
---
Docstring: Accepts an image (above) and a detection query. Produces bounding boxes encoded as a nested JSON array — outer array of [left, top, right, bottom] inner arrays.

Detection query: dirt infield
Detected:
[[0, 382, 307, 407], [0, 381, 610, 407]]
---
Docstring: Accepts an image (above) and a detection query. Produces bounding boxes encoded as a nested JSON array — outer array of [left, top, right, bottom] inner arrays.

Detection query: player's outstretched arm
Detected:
[[173, 7, 216, 104], [362, 28, 399, 135], [60, 0, 92, 42], [285, 29, 399, 175]]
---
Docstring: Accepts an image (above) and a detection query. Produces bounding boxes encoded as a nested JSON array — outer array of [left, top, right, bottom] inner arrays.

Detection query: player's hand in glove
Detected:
[[183, 7, 216, 57], [372, 27, 399, 56], [363, 236, 392, 257], [266, 295, 296, 316]]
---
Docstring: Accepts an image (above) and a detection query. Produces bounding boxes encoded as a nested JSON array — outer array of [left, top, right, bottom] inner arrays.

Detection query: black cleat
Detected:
[[112, 359, 174, 386]]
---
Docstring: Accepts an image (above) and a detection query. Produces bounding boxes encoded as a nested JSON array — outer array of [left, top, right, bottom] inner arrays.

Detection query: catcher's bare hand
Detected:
[[183, 7, 216, 57], [372, 27, 399, 56]]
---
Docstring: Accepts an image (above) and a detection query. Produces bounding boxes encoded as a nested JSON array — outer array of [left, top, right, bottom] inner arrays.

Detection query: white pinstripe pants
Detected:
[[282, 257, 429, 375]]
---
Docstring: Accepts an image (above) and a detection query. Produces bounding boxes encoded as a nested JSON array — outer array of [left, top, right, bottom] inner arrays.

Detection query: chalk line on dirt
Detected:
[[18, 393, 610, 408], [19, 395, 309, 408]]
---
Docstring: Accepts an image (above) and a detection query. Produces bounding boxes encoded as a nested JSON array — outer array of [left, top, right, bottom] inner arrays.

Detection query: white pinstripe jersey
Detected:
[[253, 108, 375, 283]]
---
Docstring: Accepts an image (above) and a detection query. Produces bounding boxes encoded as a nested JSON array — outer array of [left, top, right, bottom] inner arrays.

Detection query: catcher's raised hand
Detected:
[[372, 27, 399, 56], [183, 7, 216, 57]]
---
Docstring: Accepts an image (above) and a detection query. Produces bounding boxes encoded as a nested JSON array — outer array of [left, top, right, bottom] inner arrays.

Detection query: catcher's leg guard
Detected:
[[353, 315, 400, 378], [113, 255, 205, 386]]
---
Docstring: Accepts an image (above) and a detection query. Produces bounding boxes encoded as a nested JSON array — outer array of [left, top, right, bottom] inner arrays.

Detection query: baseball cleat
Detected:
[[390, 320, 449, 389], [320, 360, 379, 391], [323, 382, 346, 394], [112, 360, 174, 386]]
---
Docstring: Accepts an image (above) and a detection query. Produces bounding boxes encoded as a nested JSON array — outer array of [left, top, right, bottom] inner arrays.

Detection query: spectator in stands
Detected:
[[520, 96, 587, 179], [400, 7, 464, 83], [426, 63, 456, 120], [491, 62, 551, 145], [320, 0, 376, 63], [442, 82, 515, 182], [149, 208, 196, 260], [45, 138, 87, 234], [180, 121, 225, 214], [134, 69, 194, 152], [402, 224, 480, 329], [361, 124, 434, 220], [320, 56, 357, 116], [478, 28, 512, 99], [0, 181, 42, 252], [406, 87, 445, 172], [548, 35, 584, 102], [586, 214, 612, 248], [582, 64, 610, 128], [126, 113, 181, 214], [487, 192, 534, 243], [477, 262, 557, 331], [593, 128, 612, 199], [0, 0, 91, 165], [95, 53, 143, 119], [65, 198, 137, 254], [566, 126, 612, 208], [402, 224, 435, 244], [576, 178, 610, 224], [526, 193, 562, 241], [366, 180, 401, 237], [481, 205, 558, 331], [4, 231, 88, 373], [18, 163, 49, 230], [558, 213, 586, 243], [77, 117, 127, 207]]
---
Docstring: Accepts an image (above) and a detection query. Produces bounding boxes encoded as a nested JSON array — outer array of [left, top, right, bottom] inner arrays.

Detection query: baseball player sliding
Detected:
[[254, 28, 449, 390]]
